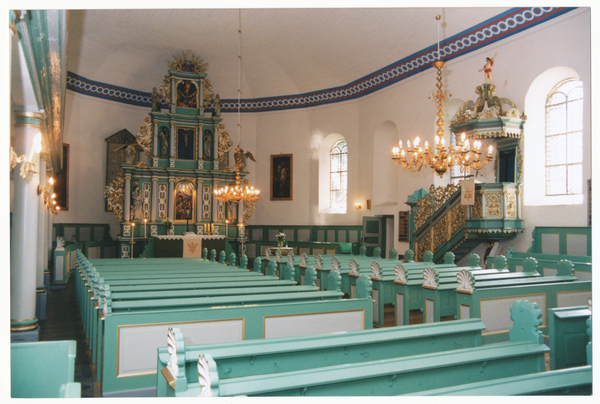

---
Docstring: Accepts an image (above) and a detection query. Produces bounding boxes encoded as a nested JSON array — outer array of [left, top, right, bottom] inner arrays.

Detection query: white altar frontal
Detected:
[[155, 233, 225, 258]]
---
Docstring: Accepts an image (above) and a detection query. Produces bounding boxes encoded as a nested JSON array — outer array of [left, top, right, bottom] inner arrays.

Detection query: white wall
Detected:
[[57, 9, 591, 252]]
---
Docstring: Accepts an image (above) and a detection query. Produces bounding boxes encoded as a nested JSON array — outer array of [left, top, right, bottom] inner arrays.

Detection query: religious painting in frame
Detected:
[[174, 180, 196, 222], [270, 154, 293, 201], [54, 143, 69, 211], [175, 79, 199, 108], [176, 126, 197, 160]]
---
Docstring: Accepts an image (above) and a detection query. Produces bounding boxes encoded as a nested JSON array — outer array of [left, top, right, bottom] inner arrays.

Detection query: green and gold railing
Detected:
[[408, 183, 524, 262]]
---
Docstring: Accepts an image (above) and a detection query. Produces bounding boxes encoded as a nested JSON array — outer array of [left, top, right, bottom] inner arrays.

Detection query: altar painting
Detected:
[[174, 180, 195, 222], [176, 79, 198, 108], [176, 127, 196, 160]]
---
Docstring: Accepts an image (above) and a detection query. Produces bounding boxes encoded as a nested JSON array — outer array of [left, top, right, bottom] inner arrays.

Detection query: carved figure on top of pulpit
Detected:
[[176, 80, 198, 108], [151, 87, 162, 112], [202, 129, 213, 160], [478, 51, 498, 85], [158, 127, 169, 157]]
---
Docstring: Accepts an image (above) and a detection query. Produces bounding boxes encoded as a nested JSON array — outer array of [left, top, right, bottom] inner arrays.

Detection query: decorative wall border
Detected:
[[66, 7, 574, 113]]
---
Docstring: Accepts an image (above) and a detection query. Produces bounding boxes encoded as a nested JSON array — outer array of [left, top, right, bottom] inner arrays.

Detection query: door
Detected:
[[362, 216, 383, 257]]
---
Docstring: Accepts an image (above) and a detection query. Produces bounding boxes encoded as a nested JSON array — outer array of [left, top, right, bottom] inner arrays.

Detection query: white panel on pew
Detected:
[[264, 310, 364, 339], [316, 277, 321, 290], [557, 290, 592, 308], [515, 265, 523, 272], [349, 230, 358, 244], [541, 233, 560, 254], [425, 299, 434, 323], [300, 274, 305, 285], [566, 234, 588, 256], [338, 231, 346, 243], [299, 247, 310, 255], [87, 246, 100, 259], [460, 304, 471, 320], [327, 230, 335, 241], [480, 295, 546, 335], [396, 293, 404, 325], [55, 257, 63, 281], [245, 243, 256, 258], [118, 320, 243, 377], [350, 285, 356, 298], [373, 289, 379, 323], [574, 271, 592, 281], [543, 267, 558, 277]]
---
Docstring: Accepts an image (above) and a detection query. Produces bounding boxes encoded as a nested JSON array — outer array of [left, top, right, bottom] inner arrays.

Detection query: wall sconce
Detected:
[[11, 132, 43, 182], [354, 202, 362, 211]]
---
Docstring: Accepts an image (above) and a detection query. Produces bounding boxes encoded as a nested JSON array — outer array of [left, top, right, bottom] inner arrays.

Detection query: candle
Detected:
[[225, 220, 229, 237], [131, 223, 135, 243], [211, 223, 214, 234], [144, 219, 147, 238]]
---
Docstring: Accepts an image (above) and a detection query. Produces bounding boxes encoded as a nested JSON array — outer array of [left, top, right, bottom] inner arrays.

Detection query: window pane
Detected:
[[547, 91, 566, 106], [546, 134, 566, 166], [330, 172, 341, 190], [331, 154, 341, 172], [546, 166, 566, 195], [567, 132, 583, 164], [568, 164, 582, 194], [546, 104, 566, 135], [567, 99, 583, 132]]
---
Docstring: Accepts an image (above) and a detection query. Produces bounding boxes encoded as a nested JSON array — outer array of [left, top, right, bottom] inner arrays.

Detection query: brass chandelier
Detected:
[[213, 10, 260, 205], [392, 15, 493, 178]]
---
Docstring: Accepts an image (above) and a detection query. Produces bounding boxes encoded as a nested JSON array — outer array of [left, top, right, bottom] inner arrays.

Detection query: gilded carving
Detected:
[[136, 117, 153, 158], [215, 123, 234, 170], [242, 198, 258, 225], [506, 192, 517, 218], [433, 214, 450, 251], [414, 183, 460, 230], [104, 171, 125, 221], [472, 193, 483, 218], [487, 193, 502, 217], [451, 204, 467, 234], [450, 83, 527, 126], [167, 50, 209, 74]]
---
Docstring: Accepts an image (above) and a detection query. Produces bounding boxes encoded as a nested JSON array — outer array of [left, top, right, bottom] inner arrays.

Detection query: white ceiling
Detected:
[[66, 7, 511, 100]]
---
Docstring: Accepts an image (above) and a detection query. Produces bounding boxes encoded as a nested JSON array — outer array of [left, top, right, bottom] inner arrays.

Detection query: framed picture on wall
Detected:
[[105, 129, 137, 211], [270, 154, 293, 201], [54, 143, 69, 211]]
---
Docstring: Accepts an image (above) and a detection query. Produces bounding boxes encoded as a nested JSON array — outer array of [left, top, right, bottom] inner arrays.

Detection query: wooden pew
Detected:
[[408, 365, 592, 396], [157, 317, 486, 397], [421, 257, 542, 324], [391, 253, 480, 326], [455, 260, 592, 344], [505, 248, 591, 280], [74, 251, 375, 397], [547, 301, 592, 370], [158, 300, 549, 397], [11, 340, 81, 398]]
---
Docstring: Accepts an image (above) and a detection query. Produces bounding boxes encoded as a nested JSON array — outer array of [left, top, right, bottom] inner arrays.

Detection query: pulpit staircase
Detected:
[[407, 182, 524, 263]]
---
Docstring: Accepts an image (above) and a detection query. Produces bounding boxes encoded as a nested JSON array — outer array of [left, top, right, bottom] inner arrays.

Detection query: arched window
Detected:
[[545, 78, 583, 196], [330, 139, 348, 212]]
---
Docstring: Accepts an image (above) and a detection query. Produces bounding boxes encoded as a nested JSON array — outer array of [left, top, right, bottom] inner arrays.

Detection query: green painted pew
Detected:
[[455, 262, 592, 344], [11, 340, 81, 398], [505, 248, 591, 280], [159, 300, 548, 397], [390, 254, 482, 326], [408, 365, 592, 396], [157, 316, 486, 397], [420, 257, 543, 324], [548, 302, 592, 370]]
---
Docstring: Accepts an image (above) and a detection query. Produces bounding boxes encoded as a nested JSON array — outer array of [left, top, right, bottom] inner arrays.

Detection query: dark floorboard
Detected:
[[38, 279, 99, 398]]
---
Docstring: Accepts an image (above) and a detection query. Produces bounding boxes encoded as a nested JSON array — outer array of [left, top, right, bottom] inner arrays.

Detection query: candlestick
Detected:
[[144, 219, 147, 239], [130, 223, 135, 259], [225, 220, 229, 237]]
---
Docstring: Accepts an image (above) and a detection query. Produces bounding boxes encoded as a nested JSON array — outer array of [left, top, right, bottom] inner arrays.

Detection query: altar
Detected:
[[154, 233, 226, 258]]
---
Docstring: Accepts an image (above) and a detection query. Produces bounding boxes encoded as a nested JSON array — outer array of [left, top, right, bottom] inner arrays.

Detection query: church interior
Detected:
[[8, 5, 594, 398]]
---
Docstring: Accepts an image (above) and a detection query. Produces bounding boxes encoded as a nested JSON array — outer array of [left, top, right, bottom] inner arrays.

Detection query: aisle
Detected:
[[38, 279, 98, 398]]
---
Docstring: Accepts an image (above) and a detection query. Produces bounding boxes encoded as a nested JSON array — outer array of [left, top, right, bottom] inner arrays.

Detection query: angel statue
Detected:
[[114, 143, 145, 165], [233, 147, 257, 171]]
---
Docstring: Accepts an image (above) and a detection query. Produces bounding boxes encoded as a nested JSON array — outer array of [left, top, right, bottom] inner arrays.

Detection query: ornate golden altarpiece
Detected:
[[105, 51, 249, 258]]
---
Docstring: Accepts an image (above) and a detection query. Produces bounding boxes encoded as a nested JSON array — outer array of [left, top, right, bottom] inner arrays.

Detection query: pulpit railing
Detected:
[[410, 183, 523, 262]]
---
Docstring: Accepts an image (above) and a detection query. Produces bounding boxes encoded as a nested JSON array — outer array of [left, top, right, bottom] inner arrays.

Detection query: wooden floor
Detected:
[[38, 279, 99, 398]]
